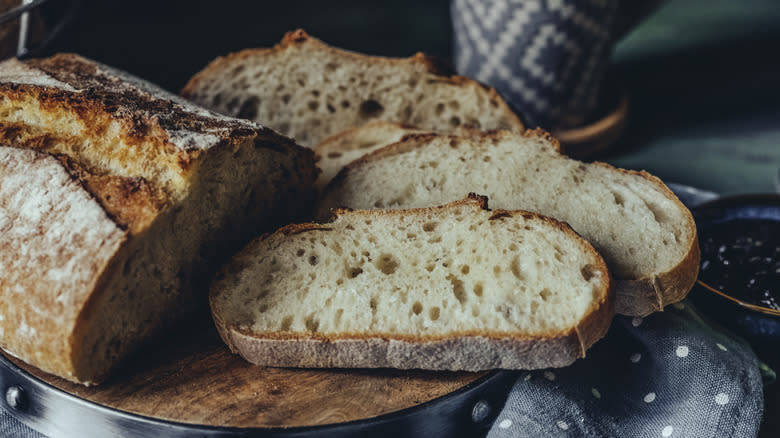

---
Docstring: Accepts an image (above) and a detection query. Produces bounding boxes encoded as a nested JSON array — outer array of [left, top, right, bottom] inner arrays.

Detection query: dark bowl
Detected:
[[690, 194, 780, 366]]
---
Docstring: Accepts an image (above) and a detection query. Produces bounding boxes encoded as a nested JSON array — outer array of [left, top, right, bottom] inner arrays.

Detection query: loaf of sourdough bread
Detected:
[[211, 195, 613, 371], [181, 30, 524, 147], [0, 54, 317, 385], [318, 129, 699, 317]]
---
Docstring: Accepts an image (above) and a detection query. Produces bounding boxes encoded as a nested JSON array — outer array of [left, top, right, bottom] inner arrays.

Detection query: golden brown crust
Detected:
[[0, 54, 308, 206], [53, 155, 166, 235], [210, 195, 613, 370], [6, 57, 257, 152], [614, 232, 700, 317], [180, 29, 524, 132]]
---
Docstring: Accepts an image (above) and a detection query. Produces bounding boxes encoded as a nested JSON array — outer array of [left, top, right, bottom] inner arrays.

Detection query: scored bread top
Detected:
[[0, 55, 260, 150], [181, 29, 524, 147], [0, 54, 306, 199], [318, 129, 699, 316]]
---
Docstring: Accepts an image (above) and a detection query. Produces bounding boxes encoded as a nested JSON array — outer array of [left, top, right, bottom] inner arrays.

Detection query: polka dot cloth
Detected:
[[487, 301, 764, 438]]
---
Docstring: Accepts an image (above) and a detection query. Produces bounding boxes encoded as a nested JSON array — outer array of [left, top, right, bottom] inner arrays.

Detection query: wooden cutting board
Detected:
[[9, 323, 486, 429]]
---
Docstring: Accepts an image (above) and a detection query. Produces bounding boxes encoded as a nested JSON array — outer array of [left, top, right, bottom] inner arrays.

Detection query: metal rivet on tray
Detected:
[[471, 399, 490, 423], [5, 386, 27, 411]]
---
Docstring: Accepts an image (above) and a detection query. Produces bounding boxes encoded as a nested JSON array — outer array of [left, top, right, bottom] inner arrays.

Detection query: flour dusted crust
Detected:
[[0, 54, 317, 384], [0, 147, 125, 372], [1, 56, 259, 150]]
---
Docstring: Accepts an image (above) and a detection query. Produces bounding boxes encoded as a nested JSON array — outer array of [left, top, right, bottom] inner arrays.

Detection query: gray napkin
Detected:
[[487, 303, 764, 438]]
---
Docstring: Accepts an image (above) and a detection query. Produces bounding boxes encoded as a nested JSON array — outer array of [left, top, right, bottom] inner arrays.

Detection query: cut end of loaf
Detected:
[[211, 196, 613, 371]]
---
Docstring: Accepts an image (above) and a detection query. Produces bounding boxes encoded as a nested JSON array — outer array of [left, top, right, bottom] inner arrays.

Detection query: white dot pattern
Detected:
[[470, 276, 758, 438]]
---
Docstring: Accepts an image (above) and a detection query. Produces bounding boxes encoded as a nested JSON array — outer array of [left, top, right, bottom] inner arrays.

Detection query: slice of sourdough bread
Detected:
[[318, 130, 699, 317], [211, 195, 613, 371], [0, 54, 317, 385], [181, 29, 524, 147], [314, 121, 425, 191]]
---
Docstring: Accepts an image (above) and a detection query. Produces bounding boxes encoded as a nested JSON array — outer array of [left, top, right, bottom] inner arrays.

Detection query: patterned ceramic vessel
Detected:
[[451, 0, 657, 130]]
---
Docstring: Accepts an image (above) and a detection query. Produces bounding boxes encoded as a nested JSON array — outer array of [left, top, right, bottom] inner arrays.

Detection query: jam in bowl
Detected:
[[690, 194, 780, 355]]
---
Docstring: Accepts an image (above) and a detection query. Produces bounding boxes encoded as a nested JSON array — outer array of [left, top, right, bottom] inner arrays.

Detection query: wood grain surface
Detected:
[[8, 323, 485, 428]]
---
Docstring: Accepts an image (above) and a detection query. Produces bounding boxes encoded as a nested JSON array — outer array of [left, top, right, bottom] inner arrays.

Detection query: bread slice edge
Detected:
[[210, 195, 614, 371]]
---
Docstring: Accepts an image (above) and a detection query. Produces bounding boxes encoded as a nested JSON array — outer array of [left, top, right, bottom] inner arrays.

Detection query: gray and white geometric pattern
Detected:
[[451, 0, 620, 129]]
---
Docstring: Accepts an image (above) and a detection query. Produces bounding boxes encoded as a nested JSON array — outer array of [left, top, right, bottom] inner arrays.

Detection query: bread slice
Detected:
[[314, 121, 425, 191], [318, 130, 699, 317], [180, 29, 524, 147], [0, 54, 317, 385], [211, 195, 613, 371]]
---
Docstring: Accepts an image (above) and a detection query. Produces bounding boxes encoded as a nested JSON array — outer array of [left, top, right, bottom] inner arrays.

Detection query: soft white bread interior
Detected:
[[318, 129, 699, 317], [0, 54, 317, 385], [181, 29, 523, 147], [211, 195, 613, 371]]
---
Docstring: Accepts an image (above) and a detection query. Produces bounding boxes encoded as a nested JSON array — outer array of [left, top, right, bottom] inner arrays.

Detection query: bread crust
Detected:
[[0, 55, 317, 384], [0, 147, 127, 382], [4, 55, 263, 150], [319, 129, 698, 316], [210, 195, 614, 371], [587, 162, 700, 316], [180, 29, 525, 133]]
